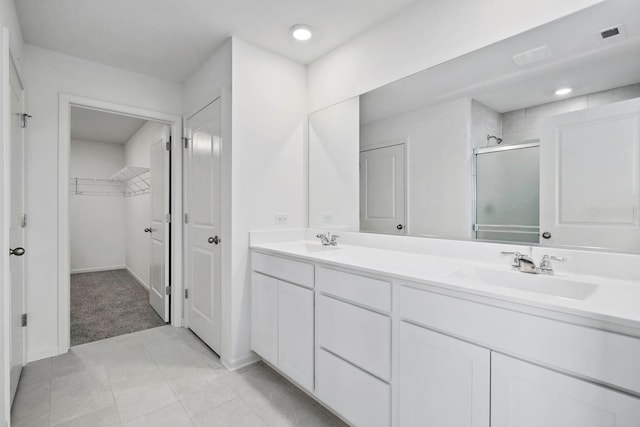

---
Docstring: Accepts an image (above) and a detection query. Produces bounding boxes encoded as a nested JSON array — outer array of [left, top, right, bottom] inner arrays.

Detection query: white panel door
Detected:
[[149, 129, 170, 321], [360, 143, 406, 234], [398, 322, 490, 427], [540, 98, 640, 252], [9, 55, 25, 405], [251, 273, 278, 366], [278, 281, 313, 391], [492, 352, 640, 427], [185, 99, 222, 354]]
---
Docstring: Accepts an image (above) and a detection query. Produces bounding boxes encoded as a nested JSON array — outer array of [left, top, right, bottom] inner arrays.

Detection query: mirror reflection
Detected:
[[309, 0, 640, 253]]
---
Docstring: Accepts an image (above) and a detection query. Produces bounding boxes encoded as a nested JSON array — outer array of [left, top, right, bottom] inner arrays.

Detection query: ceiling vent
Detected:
[[512, 45, 553, 67], [599, 24, 625, 44]]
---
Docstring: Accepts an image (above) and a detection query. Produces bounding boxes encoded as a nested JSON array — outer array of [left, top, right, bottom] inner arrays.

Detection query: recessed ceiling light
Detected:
[[555, 87, 573, 96], [290, 24, 313, 41]]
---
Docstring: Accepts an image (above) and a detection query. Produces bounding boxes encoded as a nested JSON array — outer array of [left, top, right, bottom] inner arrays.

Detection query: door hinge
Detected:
[[21, 313, 27, 327], [166, 286, 171, 296], [182, 136, 190, 149], [20, 214, 27, 228], [166, 213, 171, 223], [166, 139, 171, 151], [18, 113, 32, 129], [185, 289, 189, 299], [184, 213, 189, 224]]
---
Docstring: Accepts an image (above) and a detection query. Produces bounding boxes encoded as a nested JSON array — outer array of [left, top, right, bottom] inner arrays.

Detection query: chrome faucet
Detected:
[[316, 232, 339, 246], [539, 254, 567, 275], [502, 251, 568, 274], [501, 251, 540, 274]]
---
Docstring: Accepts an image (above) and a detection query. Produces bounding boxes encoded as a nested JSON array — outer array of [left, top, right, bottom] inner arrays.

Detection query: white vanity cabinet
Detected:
[[316, 267, 392, 427], [492, 353, 640, 427], [251, 252, 314, 391], [398, 321, 490, 427]]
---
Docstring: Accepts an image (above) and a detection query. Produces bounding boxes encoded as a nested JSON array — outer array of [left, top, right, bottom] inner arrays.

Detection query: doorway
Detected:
[[57, 94, 183, 353], [68, 107, 170, 345]]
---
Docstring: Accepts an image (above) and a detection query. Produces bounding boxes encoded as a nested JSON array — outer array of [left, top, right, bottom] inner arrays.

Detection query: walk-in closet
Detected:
[[68, 106, 169, 346]]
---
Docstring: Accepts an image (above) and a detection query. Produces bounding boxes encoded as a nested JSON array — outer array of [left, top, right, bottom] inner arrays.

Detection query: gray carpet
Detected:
[[71, 269, 166, 346]]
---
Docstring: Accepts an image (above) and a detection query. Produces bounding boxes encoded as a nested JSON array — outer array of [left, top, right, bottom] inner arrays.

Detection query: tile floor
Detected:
[[11, 326, 347, 427]]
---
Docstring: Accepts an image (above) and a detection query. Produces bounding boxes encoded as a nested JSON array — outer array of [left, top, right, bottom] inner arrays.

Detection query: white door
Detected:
[[360, 144, 406, 234], [149, 129, 170, 321], [491, 353, 640, 426], [185, 99, 222, 354], [278, 281, 313, 391], [398, 322, 490, 427], [8, 53, 26, 405], [540, 98, 640, 252]]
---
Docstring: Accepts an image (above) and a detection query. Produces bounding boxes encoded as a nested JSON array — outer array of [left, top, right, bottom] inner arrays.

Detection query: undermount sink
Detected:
[[446, 268, 598, 300]]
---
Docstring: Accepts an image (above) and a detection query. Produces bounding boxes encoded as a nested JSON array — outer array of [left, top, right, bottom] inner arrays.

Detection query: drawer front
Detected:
[[316, 266, 391, 312], [317, 349, 390, 427], [399, 283, 640, 394], [252, 251, 314, 288], [318, 295, 391, 380]]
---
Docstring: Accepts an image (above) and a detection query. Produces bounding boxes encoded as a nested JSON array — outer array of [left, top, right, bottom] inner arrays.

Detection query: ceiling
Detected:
[[361, 0, 640, 123], [70, 107, 147, 144], [15, 0, 419, 83]]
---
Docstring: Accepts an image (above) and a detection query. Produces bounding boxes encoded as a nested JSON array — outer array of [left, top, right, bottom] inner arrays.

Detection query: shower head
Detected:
[[487, 135, 503, 144]]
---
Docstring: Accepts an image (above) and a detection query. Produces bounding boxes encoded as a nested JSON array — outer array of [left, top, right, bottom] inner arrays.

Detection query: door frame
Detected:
[[58, 93, 183, 354]]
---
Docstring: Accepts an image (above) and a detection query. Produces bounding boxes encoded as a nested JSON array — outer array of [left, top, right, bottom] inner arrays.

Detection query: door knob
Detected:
[[9, 247, 25, 256], [542, 231, 551, 239], [208, 236, 220, 245], [397, 224, 404, 230], [144, 228, 152, 233]]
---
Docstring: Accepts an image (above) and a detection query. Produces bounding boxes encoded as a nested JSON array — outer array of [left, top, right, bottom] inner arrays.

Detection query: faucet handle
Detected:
[[539, 254, 567, 274], [501, 251, 522, 268]]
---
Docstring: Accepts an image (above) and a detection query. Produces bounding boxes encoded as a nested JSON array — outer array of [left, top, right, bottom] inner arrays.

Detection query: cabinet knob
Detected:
[[397, 224, 404, 230], [542, 231, 551, 239]]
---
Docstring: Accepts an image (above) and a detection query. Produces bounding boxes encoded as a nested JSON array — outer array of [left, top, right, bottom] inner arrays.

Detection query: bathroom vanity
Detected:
[[250, 231, 640, 427]]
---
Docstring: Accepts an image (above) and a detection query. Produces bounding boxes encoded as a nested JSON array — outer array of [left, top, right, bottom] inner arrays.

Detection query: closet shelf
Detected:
[[70, 166, 151, 197]]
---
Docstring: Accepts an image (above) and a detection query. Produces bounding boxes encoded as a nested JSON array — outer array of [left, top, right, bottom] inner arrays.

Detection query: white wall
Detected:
[[229, 38, 306, 368], [309, 97, 359, 230], [69, 139, 125, 273], [307, 0, 603, 112], [23, 44, 182, 361], [361, 98, 472, 238], [124, 121, 167, 288]]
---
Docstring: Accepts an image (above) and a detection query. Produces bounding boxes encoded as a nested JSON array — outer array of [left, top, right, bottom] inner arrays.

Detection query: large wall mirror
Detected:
[[308, 0, 640, 253]]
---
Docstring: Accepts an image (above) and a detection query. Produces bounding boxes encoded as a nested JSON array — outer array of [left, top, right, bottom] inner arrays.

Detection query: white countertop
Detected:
[[251, 240, 640, 336]]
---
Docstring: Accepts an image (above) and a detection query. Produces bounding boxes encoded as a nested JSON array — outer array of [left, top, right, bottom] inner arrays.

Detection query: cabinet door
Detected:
[[398, 322, 490, 427], [492, 353, 640, 427], [251, 272, 278, 366], [278, 281, 314, 391]]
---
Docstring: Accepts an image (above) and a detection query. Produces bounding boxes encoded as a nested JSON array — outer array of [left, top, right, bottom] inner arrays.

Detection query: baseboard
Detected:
[[27, 346, 63, 363], [125, 266, 149, 289], [221, 352, 260, 372], [70, 265, 126, 274]]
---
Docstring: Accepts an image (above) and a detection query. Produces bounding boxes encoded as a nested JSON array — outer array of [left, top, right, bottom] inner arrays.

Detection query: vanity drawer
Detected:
[[318, 294, 391, 381], [252, 251, 314, 288], [399, 283, 640, 394], [317, 348, 390, 427], [316, 266, 391, 312]]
